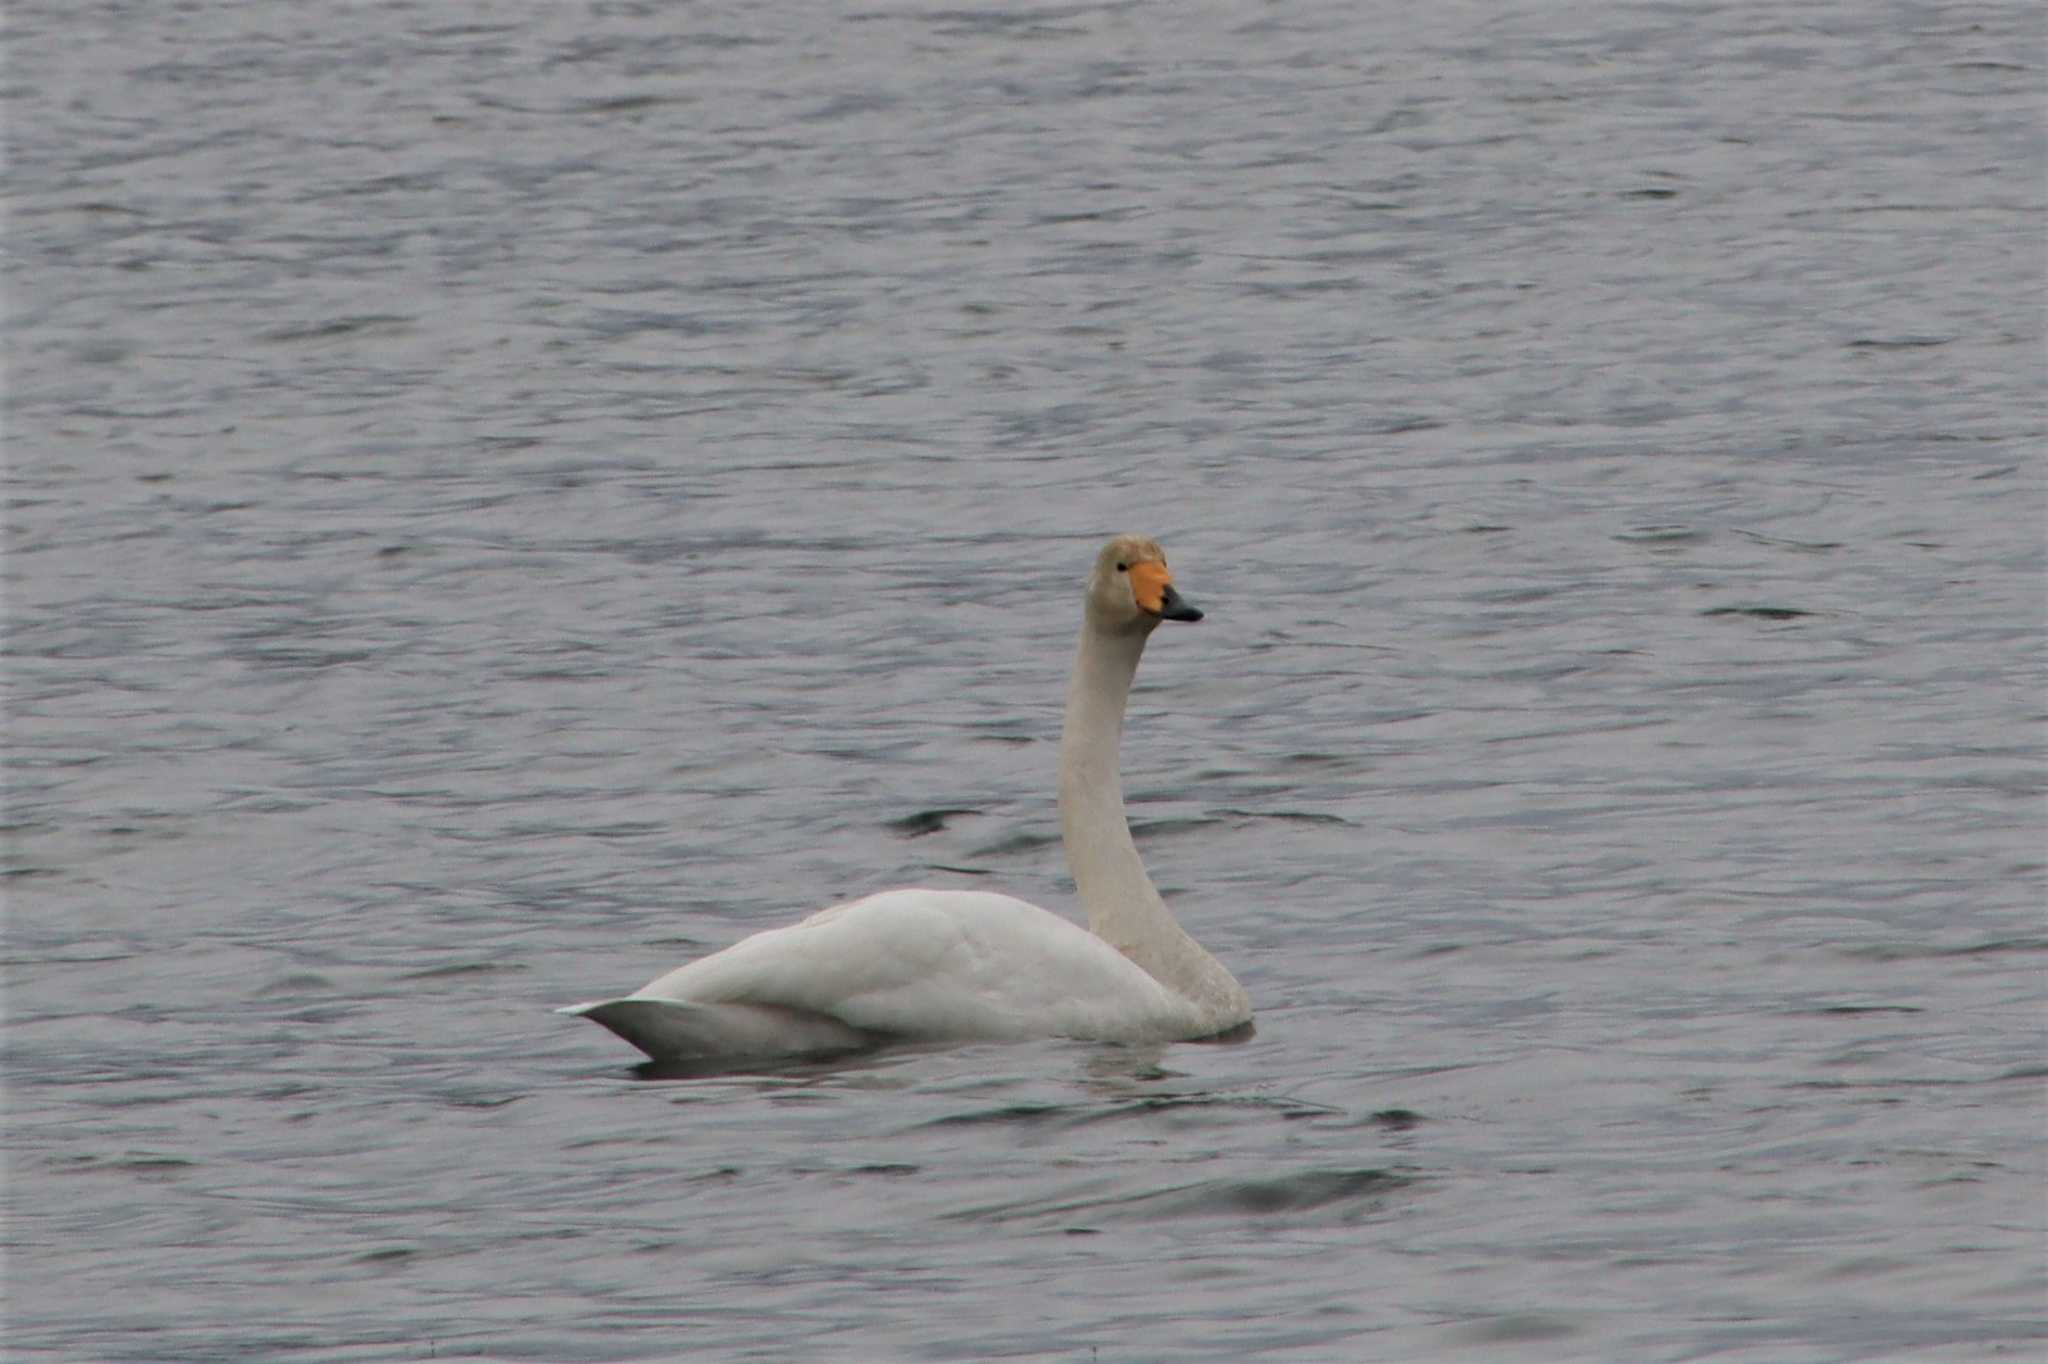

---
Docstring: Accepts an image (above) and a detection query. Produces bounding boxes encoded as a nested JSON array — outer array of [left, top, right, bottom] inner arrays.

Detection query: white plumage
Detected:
[[561, 534, 1251, 1060]]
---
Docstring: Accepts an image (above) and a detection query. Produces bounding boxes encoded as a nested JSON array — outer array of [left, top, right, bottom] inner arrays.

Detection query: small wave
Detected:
[[953, 1166, 1417, 1226], [886, 807, 980, 837]]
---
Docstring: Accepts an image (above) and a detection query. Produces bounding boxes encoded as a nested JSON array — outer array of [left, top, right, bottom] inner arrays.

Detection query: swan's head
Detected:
[[1087, 534, 1203, 631]]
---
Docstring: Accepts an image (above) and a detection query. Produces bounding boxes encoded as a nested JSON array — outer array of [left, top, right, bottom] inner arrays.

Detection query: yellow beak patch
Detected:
[[1128, 560, 1174, 614]]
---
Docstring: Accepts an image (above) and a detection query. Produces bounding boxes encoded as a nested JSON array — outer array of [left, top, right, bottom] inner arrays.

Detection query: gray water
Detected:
[[6, 1, 2044, 1359]]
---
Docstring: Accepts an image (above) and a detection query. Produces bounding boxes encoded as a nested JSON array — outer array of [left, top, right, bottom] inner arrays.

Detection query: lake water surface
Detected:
[[6, 1, 2044, 1359]]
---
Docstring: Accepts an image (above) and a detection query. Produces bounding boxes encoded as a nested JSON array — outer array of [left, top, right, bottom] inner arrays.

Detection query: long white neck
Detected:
[[1057, 615, 1248, 1021]]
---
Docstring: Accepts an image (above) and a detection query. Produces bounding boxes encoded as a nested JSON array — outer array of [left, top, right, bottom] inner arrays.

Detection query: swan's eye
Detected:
[[1116, 562, 1128, 572]]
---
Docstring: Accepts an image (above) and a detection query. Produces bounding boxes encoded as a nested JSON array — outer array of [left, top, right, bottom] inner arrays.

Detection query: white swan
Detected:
[[560, 534, 1252, 1060]]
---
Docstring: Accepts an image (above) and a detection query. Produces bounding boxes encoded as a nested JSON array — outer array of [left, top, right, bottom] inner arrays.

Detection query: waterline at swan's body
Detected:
[[561, 535, 1252, 1061]]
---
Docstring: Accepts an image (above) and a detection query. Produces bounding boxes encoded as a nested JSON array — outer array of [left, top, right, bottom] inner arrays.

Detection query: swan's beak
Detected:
[[1131, 561, 1203, 622], [1156, 584, 1203, 622]]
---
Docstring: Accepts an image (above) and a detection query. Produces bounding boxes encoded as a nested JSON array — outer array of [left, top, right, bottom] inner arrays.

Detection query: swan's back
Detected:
[[626, 889, 1210, 1043]]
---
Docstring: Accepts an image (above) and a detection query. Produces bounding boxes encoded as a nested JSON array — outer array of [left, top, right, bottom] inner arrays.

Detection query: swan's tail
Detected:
[[557, 998, 878, 1061]]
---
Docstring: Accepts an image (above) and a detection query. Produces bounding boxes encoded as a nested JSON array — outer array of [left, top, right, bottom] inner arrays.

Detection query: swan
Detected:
[[560, 534, 1252, 1060]]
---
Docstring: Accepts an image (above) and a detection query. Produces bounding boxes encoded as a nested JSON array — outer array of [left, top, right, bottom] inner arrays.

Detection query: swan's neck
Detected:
[[1057, 618, 1246, 1020]]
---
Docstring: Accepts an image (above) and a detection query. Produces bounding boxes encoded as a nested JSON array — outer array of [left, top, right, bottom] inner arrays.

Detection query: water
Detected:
[[6, 0, 2043, 1359]]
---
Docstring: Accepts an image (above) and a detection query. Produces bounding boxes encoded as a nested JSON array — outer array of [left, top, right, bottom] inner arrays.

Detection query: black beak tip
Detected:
[[1157, 585, 1203, 623]]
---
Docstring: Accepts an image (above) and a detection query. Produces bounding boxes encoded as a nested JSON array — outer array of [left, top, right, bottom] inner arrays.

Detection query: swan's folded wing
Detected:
[[620, 888, 1206, 1042]]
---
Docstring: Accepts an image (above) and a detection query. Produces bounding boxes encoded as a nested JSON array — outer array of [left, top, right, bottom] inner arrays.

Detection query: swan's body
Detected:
[[562, 535, 1251, 1060]]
